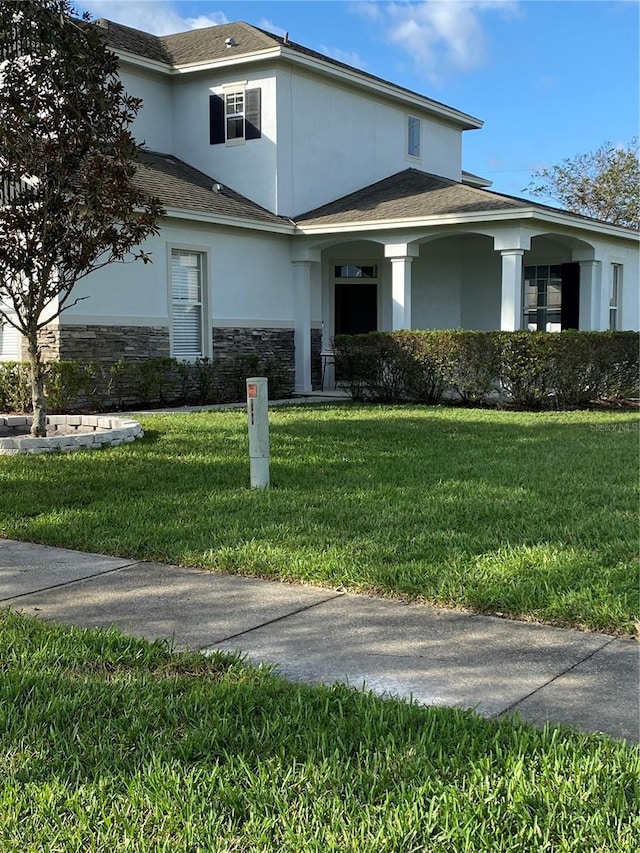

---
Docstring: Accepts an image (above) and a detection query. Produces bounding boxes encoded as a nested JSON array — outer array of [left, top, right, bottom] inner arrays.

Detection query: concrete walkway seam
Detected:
[[200, 590, 345, 651], [495, 635, 620, 720], [0, 560, 143, 604]]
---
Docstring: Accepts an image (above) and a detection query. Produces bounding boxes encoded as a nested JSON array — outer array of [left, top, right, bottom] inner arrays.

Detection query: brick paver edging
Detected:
[[0, 415, 144, 455]]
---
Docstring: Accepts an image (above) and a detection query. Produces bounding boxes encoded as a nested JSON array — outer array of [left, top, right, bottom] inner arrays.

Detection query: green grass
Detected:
[[1, 610, 638, 853], [1, 405, 638, 634]]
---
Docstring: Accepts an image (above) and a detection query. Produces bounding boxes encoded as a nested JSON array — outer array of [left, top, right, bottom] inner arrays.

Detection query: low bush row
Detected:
[[333, 330, 640, 408], [0, 354, 292, 414]]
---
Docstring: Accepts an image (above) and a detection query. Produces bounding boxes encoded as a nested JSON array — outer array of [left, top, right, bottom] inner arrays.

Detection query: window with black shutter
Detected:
[[209, 94, 224, 145], [209, 87, 261, 144], [245, 88, 261, 140]]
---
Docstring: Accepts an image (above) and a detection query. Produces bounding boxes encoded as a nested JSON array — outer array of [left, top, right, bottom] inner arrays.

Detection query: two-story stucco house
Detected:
[[1, 19, 637, 393]]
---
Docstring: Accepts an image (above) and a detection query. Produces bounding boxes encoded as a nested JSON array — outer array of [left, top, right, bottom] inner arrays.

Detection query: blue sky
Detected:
[[78, 0, 639, 203]]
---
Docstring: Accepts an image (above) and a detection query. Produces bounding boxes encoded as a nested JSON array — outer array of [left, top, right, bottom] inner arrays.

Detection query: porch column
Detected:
[[500, 249, 525, 331], [385, 244, 419, 330], [578, 260, 602, 330], [292, 260, 314, 393]]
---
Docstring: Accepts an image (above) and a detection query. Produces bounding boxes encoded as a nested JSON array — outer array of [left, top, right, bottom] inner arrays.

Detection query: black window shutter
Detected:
[[245, 88, 261, 140], [209, 94, 224, 145]]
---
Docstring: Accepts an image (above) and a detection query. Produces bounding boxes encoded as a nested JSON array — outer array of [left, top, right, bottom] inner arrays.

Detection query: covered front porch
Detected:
[[290, 226, 620, 393]]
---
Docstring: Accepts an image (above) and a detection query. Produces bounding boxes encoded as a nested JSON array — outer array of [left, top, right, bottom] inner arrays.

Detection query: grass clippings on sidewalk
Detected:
[[1, 611, 638, 853], [0, 405, 638, 634]]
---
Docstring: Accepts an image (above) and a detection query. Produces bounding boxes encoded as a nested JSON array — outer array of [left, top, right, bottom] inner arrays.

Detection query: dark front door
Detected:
[[335, 283, 377, 335]]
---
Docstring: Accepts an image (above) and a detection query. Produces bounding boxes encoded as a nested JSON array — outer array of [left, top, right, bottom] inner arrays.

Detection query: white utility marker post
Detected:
[[246, 377, 270, 489]]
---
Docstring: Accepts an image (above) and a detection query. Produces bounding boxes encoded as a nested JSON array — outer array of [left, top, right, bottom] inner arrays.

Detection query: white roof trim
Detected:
[[172, 47, 282, 74], [279, 47, 482, 130], [296, 207, 640, 241], [115, 40, 482, 129], [163, 206, 296, 234], [113, 48, 172, 74]]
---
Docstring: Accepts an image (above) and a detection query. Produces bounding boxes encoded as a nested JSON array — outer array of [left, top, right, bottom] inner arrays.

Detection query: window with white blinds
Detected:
[[0, 312, 20, 361], [171, 249, 204, 359]]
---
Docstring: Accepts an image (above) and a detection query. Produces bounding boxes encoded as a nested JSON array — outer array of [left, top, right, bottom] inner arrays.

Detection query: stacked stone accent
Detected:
[[212, 327, 296, 398], [311, 329, 322, 391], [63, 325, 170, 362], [23, 325, 170, 363], [14, 323, 321, 408]]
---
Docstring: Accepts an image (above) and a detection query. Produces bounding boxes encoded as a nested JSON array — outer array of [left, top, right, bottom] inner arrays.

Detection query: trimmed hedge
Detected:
[[333, 330, 640, 409], [0, 354, 292, 414]]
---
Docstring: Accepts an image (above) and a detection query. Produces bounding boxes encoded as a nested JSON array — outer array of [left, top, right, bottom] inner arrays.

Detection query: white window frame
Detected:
[[223, 82, 246, 145], [522, 263, 563, 332], [609, 264, 622, 330], [168, 245, 210, 361], [406, 115, 421, 160]]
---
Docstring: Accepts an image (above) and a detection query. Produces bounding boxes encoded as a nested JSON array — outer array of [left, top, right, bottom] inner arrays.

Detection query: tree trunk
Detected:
[[27, 332, 47, 437]]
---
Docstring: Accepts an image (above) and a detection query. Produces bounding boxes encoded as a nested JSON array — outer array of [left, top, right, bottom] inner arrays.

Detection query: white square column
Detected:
[[385, 243, 419, 331], [292, 260, 315, 393], [579, 260, 603, 330], [500, 249, 525, 331]]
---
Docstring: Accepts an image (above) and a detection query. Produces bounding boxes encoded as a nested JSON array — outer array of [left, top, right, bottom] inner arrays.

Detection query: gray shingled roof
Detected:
[[94, 19, 171, 64], [295, 170, 529, 225], [96, 19, 480, 128], [134, 151, 292, 228], [163, 22, 278, 66]]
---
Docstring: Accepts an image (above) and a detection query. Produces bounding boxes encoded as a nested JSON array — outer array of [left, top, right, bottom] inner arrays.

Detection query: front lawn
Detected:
[[0, 405, 637, 634], [1, 611, 638, 852]]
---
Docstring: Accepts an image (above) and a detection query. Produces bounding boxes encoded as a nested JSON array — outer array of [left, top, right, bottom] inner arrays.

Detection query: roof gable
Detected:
[[96, 18, 481, 129], [295, 170, 528, 225]]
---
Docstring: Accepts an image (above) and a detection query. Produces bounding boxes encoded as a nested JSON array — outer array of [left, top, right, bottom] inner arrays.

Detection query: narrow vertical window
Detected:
[[407, 116, 420, 158], [609, 264, 622, 330], [225, 90, 245, 141], [171, 249, 204, 359]]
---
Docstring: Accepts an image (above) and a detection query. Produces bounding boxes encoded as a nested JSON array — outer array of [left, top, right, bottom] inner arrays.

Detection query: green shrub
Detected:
[[44, 360, 92, 413], [333, 333, 408, 402], [498, 332, 556, 408], [394, 331, 448, 403], [334, 330, 640, 410], [444, 331, 501, 405], [0, 362, 31, 412]]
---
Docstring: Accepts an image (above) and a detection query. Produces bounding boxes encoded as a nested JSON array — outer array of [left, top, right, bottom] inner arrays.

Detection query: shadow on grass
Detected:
[[2, 611, 637, 851], [0, 407, 637, 631]]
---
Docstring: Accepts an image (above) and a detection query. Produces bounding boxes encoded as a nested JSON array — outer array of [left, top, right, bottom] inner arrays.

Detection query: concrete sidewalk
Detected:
[[1, 538, 637, 743]]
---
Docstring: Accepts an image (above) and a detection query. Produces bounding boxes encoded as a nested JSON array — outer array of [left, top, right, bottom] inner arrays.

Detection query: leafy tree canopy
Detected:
[[0, 0, 163, 435], [525, 139, 639, 230]]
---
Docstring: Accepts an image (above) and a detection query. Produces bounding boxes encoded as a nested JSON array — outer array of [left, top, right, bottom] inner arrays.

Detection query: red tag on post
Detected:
[[247, 383, 258, 398]]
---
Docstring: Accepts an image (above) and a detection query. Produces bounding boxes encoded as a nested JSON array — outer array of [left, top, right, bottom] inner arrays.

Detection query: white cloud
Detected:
[[362, 0, 519, 81], [352, 1, 383, 22], [80, 1, 227, 35], [258, 18, 288, 38], [319, 45, 367, 70]]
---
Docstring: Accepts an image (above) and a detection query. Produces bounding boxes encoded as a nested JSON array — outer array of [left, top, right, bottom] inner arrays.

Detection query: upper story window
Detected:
[[609, 264, 622, 330], [407, 116, 421, 159], [225, 90, 245, 141], [209, 85, 262, 145]]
